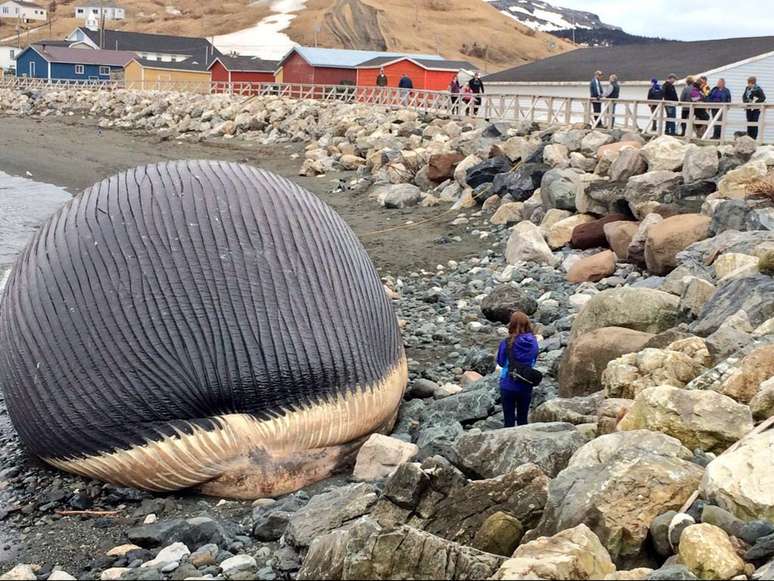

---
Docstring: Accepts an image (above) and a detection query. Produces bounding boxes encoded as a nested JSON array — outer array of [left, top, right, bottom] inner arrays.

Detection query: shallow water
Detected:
[[0, 171, 72, 269]]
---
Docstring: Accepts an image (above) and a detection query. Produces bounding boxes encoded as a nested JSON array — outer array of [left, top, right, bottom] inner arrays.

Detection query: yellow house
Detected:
[[124, 58, 211, 92]]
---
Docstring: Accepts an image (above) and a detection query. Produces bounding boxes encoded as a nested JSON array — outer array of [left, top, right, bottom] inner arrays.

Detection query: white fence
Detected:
[[1, 77, 772, 144]]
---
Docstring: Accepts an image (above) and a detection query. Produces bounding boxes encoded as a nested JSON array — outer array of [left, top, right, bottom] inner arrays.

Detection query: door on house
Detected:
[[29, 61, 35, 77]]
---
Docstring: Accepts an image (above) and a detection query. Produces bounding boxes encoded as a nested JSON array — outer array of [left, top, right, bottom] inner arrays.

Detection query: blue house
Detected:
[[15, 44, 135, 80]]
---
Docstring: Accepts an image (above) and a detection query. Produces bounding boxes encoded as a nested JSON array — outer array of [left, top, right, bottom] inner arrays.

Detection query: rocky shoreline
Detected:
[[1, 87, 774, 581]]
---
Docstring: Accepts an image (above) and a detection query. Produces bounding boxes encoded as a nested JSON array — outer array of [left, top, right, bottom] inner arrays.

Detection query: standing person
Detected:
[[743, 76, 766, 140], [680, 76, 695, 136], [468, 72, 485, 116], [708, 78, 731, 140], [604, 73, 620, 127], [647, 77, 664, 132], [691, 78, 709, 137], [375, 66, 389, 104], [590, 70, 604, 126], [449, 74, 461, 115], [462, 84, 473, 115], [496, 312, 539, 428], [663, 73, 679, 135], [398, 73, 413, 105]]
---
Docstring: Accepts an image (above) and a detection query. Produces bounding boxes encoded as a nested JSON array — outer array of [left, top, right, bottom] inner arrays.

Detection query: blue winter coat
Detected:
[[709, 87, 731, 103], [497, 333, 539, 392]]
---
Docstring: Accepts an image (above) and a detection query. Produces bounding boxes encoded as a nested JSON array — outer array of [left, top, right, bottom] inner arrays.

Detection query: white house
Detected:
[[483, 36, 774, 140], [0, 0, 47, 21], [0, 45, 18, 72], [74, 3, 125, 22]]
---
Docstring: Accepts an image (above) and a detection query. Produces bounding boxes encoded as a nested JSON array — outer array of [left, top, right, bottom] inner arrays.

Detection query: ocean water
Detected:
[[0, 171, 72, 271]]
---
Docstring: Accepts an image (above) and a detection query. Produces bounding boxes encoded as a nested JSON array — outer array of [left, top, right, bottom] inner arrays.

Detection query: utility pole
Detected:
[[99, 0, 105, 49]]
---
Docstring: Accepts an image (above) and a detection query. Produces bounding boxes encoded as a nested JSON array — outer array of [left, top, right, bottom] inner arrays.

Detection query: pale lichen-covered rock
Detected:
[[641, 135, 689, 171], [568, 429, 692, 470], [490, 202, 524, 225], [682, 144, 719, 183], [618, 385, 753, 452], [505, 221, 557, 266], [750, 377, 774, 420], [546, 214, 596, 250], [716, 345, 774, 404], [713, 252, 760, 281], [492, 524, 616, 581], [353, 434, 418, 481], [718, 160, 768, 198], [678, 524, 745, 580]]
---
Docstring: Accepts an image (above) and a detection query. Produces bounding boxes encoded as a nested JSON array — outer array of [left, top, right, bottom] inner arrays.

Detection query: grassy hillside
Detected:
[[1, 0, 573, 72]]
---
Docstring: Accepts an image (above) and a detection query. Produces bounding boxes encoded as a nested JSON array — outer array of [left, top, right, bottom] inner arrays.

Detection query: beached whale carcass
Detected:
[[0, 160, 407, 499]]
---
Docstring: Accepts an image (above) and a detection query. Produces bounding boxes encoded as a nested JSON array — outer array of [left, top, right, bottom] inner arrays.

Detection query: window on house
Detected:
[[1, 6, 7, 13], [10, 49, 14, 58], [92, 8, 97, 13], [75, 64, 84, 74], [76, 8, 83, 13], [99, 65, 109, 75]]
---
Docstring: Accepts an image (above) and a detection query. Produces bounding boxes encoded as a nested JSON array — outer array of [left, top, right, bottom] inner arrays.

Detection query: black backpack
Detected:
[[506, 342, 543, 387]]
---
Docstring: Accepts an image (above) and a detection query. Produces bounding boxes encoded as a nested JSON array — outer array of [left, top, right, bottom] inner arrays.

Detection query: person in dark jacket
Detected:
[[496, 311, 539, 427], [376, 67, 388, 87], [708, 78, 731, 139], [691, 78, 710, 137], [604, 73, 620, 127], [743, 76, 766, 140], [468, 72, 484, 116], [398, 73, 413, 105], [679, 76, 695, 136], [647, 78, 664, 132], [663, 73, 679, 135], [589, 69, 604, 125], [449, 74, 461, 115]]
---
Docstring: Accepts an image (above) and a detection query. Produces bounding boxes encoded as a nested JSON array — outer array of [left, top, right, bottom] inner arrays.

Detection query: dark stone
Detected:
[[382, 463, 431, 509], [570, 213, 632, 250], [253, 510, 292, 542], [717, 154, 745, 175], [701, 504, 744, 538], [465, 156, 512, 189], [492, 163, 548, 201], [461, 349, 497, 376], [583, 180, 626, 214], [472, 182, 496, 204], [426, 388, 496, 425], [650, 511, 677, 557], [676, 180, 717, 212], [482, 122, 511, 138], [406, 378, 438, 399], [67, 492, 93, 510], [709, 199, 751, 235], [127, 517, 232, 550], [415, 414, 464, 461], [647, 565, 699, 580], [740, 521, 774, 545], [693, 275, 774, 337], [747, 533, 774, 562], [480, 285, 538, 323]]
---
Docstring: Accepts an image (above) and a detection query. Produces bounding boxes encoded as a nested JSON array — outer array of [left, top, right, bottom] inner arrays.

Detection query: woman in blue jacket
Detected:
[[496, 311, 539, 428]]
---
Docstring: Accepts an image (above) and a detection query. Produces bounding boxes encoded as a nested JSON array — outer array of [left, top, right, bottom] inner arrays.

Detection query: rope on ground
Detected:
[[678, 414, 774, 514]]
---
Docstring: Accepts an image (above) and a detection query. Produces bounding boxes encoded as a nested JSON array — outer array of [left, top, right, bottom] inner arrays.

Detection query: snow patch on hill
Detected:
[[484, 0, 620, 33], [214, 0, 307, 59]]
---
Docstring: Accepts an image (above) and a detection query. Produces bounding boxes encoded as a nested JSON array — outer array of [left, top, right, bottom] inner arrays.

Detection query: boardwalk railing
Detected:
[[1, 77, 771, 143]]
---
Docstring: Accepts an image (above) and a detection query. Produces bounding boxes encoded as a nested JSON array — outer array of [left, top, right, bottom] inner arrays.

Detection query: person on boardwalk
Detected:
[[743, 76, 766, 140], [691, 78, 709, 137], [604, 73, 620, 127], [708, 78, 731, 139], [449, 74, 461, 115], [376, 67, 388, 87], [496, 311, 539, 428], [462, 84, 473, 115], [679, 76, 695, 136], [398, 73, 413, 105], [663, 73, 679, 135], [468, 72, 485, 116], [647, 78, 664, 131], [590, 69, 604, 126]]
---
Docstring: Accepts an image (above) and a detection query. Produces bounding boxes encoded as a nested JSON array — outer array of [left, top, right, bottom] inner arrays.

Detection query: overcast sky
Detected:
[[555, 0, 773, 41]]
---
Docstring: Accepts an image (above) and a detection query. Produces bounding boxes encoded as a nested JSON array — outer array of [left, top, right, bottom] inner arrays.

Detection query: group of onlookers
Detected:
[[375, 67, 486, 113], [591, 70, 767, 139]]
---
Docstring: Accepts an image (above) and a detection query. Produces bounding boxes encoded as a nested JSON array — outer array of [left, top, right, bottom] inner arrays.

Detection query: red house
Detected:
[[209, 55, 278, 88], [276, 46, 449, 86], [356, 56, 475, 91]]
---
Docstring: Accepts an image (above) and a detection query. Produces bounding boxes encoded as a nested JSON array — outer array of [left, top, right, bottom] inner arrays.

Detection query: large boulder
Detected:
[[530, 392, 605, 425], [624, 171, 683, 217], [427, 152, 465, 182], [472, 512, 524, 557], [628, 213, 664, 266], [567, 250, 617, 283], [604, 221, 640, 260], [610, 147, 648, 182], [644, 214, 711, 275], [717, 160, 768, 199], [571, 214, 633, 250], [618, 385, 753, 453], [492, 162, 548, 201], [454, 154, 482, 187], [581, 131, 614, 156], [682, 145, 719, 183], [529, 444, 703, 565], [716, 345, 774, 404], [466, 156, 512, 189], [543, 143, 570, 168], [285, 483, 379, 548], [641, 135, 689, 171], [559, 327, 654, 398], [480, 285, 538, 323], [492, 524, 616, 581], [700, 430, 774, 521], [678, 524, 745, 580], [570, 287, 680, 340], [693, 275, 774, 336], [567, 430, 692, 470], [506, 221, 557, 266], [490, 202, 524, 225], [298, 518, 504, 581], [552, 128, 587, 152], [455, 423, 587, 479], [546, 214, 596, 250], [540, 168, 581, 211], [352, 435, 418, 481], [576, 178, 626, 215], [373, 183, 422, 209]]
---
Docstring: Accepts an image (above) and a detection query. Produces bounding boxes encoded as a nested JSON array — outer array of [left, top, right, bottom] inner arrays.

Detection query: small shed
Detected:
[[356, 56, 475, 91], [14, 44, 133, 80], [276, 46, 444, 86], [124, 57, 211, 91], [209, 55, 277, 87]]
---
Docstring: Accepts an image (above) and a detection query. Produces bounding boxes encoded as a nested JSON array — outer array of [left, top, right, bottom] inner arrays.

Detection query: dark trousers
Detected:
[[747, 108, 761, 139], [501, 388, 532, 428], [451, 95, 459, 114], [592, 100, 601, 125], [471, 94, 482, 115], [711, 109, 723, 139], [680, 107, 690, 136], [665, 105, 676, 135]]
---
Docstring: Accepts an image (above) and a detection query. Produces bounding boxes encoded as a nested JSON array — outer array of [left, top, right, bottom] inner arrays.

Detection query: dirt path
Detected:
[[0, 116, 486, 275]]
